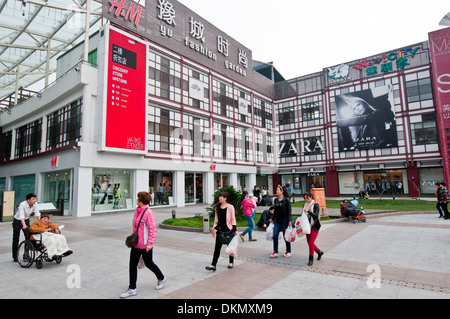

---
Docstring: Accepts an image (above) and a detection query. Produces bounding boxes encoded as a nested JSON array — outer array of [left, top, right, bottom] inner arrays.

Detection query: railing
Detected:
[[0, 60, 97, 114]]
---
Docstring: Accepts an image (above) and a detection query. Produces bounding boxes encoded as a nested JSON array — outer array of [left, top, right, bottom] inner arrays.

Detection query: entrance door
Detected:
[[195, 174, 203, 203]]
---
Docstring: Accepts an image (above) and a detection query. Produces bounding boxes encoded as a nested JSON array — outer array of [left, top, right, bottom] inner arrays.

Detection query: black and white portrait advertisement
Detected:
[[335, 85, 397, 151]]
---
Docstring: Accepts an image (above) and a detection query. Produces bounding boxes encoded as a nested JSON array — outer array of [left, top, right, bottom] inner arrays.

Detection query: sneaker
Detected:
[[239, 235, 245, 242], [270, 252, 279, 259], [249, 238, 257, 242], [283, 252, 292, 258], [120, 289, 137, 298], [155, 277, 167, 290]]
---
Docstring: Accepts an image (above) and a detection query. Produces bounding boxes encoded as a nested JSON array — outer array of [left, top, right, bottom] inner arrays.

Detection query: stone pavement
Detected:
[[1, 203, 449, 301]]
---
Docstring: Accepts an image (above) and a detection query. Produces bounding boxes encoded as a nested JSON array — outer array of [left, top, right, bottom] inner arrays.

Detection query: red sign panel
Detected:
[[429, 27, 450, 183], [105, 29, 146, 153]]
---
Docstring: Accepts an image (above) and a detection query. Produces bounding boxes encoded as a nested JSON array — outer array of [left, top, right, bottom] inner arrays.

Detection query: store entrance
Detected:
[[186, 172, 204, 204]]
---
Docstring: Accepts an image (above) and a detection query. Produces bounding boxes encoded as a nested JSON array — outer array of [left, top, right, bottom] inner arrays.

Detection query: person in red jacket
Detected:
[[121, 192, 166, 298]]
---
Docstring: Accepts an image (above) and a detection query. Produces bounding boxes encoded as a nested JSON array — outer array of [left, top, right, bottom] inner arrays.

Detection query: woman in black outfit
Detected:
[[205, 192, 238, 271], [303, 192, 324, 266], [269, 185, 292, 258]]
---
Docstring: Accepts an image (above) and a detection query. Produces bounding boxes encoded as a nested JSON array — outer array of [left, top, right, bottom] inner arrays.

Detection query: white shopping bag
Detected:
[[225, 236, 239, 257], [266, 223, 274, 241], [284, 226, 297, 243], [298, 213, 311, 235]]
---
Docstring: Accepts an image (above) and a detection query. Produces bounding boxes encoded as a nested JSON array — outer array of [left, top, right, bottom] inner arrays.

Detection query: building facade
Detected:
[[0, 0, 448, 217]]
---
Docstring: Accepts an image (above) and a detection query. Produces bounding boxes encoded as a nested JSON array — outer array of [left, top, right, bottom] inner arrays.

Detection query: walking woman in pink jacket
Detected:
[[121, 192, 166, 298]]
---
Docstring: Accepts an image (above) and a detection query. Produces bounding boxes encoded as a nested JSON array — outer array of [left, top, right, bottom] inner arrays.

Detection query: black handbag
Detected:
[[125, 207, 148, 248], [217, 230, 234, 245]]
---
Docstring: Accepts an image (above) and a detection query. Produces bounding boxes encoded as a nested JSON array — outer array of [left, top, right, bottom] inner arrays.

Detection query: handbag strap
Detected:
[[134, 207, 148, 233]]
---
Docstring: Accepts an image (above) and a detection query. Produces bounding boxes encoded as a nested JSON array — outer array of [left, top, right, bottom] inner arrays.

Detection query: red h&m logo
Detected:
[[109, 0, 142, 27], [51, 156, 58, 168], [209, 164, 216, 171]]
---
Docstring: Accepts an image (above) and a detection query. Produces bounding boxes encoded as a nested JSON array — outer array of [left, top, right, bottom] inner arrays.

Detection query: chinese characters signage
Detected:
[[429, 27, 450, 184], [104, 29, 147, 153], [102, 0, 251, 79]]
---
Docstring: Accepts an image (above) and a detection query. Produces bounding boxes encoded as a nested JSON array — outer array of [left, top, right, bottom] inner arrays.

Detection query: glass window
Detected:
[[47, 98, 82, 151], [148, 50, 181, 103], [15, 119, 42, 159], [411, 114, 438, 145], [406, 78, 432, 103], [11, 174, 35, 207], [42, 169, 73, 213], [92, 168, 134, 212], [147, 105, 181, 153], [149, 171, 174, 206], [212, 79, 234, 118], [363, 170, 404, 195]]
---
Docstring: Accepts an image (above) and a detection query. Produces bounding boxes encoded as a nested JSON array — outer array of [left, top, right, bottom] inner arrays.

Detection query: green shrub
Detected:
[[206, 185, 244, 216]]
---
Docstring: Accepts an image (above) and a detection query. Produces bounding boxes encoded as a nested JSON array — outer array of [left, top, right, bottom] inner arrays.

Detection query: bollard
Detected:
[[202, 212, 210, 234], [172, 210, 176, 219]]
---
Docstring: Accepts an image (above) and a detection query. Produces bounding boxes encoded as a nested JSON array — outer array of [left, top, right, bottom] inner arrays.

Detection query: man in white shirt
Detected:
[[12, 193, 40, 262]]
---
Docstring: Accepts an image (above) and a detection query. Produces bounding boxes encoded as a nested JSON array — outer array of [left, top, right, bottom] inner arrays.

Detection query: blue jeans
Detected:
[[273, 219, 291, 253], [241, 215, 255, 240]]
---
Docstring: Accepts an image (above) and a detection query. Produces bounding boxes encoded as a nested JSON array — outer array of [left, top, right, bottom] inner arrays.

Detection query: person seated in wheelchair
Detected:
[[29, 214, 73, 259], [342, 200, 361, 217]]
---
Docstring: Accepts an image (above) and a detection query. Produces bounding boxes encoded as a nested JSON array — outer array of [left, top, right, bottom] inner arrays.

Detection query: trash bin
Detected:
[[202, 212, 210, 234]]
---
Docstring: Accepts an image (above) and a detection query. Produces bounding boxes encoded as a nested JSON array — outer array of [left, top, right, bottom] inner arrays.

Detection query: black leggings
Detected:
[[211, 235, 234, 267], [128, 247, 164, 289]]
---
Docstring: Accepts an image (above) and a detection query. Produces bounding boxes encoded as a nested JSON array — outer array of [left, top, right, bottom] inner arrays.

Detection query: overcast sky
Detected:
[[178, 0, 449, 80]]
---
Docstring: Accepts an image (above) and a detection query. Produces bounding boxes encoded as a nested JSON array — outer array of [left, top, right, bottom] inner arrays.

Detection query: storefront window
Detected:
[[42, 169, 73, 213], [419, 168, 444, 194], [149, 171, 174, 206], [92, 169, 133, 212], [11, 174, 35, 207], [363, 170, 404, 195], [215, 173, 229, 191]]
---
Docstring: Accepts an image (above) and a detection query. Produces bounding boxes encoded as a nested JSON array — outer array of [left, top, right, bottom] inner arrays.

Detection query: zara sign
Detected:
[[279, 139, 325, 157]]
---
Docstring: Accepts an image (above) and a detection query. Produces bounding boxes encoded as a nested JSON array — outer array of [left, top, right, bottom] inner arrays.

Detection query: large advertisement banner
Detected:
[[335, 85, 397, 151], [429, 27, 450, 184], [104, 29, 147, 153]]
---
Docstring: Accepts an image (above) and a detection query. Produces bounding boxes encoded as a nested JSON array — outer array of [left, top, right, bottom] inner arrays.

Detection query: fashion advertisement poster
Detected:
[[335, 85, 397, 151], [429, 27, 450, 184]]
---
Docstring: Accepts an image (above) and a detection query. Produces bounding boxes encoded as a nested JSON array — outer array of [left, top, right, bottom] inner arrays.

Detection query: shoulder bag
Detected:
[[125, 207, 148, 248]]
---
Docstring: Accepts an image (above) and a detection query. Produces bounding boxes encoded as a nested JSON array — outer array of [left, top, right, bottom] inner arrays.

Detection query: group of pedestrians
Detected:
[[205, 185, 324, 272], [12, 187, 323, 299]]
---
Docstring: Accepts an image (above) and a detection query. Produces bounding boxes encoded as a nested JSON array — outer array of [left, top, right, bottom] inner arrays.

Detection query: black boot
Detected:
[[316, 250, 324, 260], [308, 256, 313, 266]]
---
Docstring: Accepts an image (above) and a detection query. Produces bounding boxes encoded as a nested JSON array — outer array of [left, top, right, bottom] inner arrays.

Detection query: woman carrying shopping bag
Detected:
[[302, 192, 324, 266], [269, 185, 292, 258], [206, 192, 238, 271]]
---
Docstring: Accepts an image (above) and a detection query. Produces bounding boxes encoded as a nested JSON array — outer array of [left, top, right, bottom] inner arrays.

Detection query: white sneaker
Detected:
[[155, 277, 167, 290], [283, 252, 292, 258], [120, 288, 137, 298]]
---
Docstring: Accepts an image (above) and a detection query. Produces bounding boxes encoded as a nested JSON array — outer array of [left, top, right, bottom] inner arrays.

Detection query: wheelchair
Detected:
[[17, 232, 64, 269]]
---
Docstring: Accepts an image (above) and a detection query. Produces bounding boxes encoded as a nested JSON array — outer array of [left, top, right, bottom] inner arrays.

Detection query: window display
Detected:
[[42, 169, 73, 213], [92, 168, 133, 211]]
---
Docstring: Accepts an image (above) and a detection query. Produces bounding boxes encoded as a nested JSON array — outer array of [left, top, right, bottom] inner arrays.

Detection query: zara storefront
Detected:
[[0, 0, 448, 217]]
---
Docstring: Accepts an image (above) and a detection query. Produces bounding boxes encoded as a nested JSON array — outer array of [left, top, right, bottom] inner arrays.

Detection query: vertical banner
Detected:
[[429, 28, 450, 184], [105, 29, 146, 153]]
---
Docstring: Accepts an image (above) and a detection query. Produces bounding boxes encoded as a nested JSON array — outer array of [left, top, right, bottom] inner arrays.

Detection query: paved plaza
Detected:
[[1, 204, 449, 301]]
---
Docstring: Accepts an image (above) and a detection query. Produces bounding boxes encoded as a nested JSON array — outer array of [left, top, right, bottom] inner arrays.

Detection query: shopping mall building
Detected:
[[1, 0, 449, 217]]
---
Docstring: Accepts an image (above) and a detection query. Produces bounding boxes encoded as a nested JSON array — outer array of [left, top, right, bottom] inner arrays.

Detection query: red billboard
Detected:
[[104, 28, 146, 153], [429, 28, 450, 183]]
